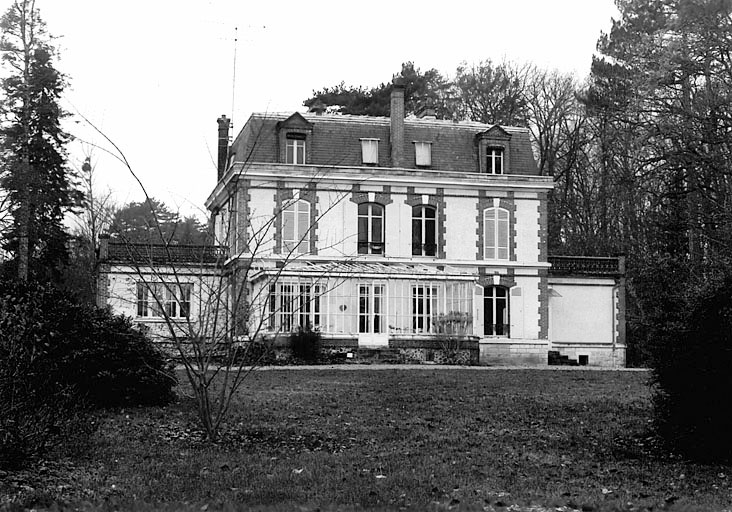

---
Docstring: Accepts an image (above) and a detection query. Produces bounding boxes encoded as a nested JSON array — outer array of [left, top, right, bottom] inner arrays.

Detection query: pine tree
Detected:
[[0, 0, 78, 282]]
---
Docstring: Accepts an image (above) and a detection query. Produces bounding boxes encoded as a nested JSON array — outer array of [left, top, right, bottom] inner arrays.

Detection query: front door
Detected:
[[358, 283, 388, 346]]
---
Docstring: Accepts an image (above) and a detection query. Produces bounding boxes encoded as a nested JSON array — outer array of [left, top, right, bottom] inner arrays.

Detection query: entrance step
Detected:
[[356, 347, 401, 364], [548, 350, 583, 367]]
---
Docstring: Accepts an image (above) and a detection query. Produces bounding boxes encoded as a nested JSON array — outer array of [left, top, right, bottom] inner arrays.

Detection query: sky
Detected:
[[4, 0, 620, 219]]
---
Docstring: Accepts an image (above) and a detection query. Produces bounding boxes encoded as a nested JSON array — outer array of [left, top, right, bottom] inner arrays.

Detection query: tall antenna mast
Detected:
[[230, 26, 238, 135]]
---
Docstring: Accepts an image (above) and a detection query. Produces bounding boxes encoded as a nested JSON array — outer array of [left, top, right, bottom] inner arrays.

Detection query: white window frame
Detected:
[[484, 286, 509, 337], [286, 137, 306, 164], [282, 198, 311, 254], [484, 207, 509, 260], [137, 283, 191, 319], [411, 205, 437, 256], [165, 283, 192, 318], [357, 203, 385, 255], [414, 141, 432, 167], [412, 284, 438, 333], [358, 282, 385, 334], [360, 138, 379, 165], [268, 281, 322, 332], [487, 147, 504, 174]]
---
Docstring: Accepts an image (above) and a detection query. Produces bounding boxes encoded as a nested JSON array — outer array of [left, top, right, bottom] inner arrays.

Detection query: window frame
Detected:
[[486, 147, 504, 174], [360, 138, 379, 165], [358, 282, 385, 334], [411, 284, 438, 333], [286, 135, 306, 164], [165, 283, 192, 319], [484, 207, 509, 260], [357, 202, 385, 255], [136, 282, 191, 319], [414, 141, 432, 167], [484, 286, 509, 337], [282, 198, 311, 254], [268, 281, 322, 332], [411, 205, 437, 256]]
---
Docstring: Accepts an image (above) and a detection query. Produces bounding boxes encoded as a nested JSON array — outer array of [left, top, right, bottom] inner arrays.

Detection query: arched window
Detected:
[[282, 199, 311, 253], [484, 207, 509, 260], [484, 286, 509, 336], [412, 205, 436, 256], [358, 203, 385, 254]]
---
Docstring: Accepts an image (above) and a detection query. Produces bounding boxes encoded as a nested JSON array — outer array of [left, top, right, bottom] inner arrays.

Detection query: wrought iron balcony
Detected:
[[548, 255, 624, 277], [106, 241, 228, 265]]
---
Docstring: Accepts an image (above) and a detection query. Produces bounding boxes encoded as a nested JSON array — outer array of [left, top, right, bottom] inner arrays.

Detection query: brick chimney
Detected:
[[217, 115, 230, 180], [390, 78, 405, 168]]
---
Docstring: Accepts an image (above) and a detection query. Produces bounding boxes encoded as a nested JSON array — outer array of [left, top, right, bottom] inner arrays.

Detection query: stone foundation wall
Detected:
[[551, 343, 626, 368], [479, 341, 549, 366]]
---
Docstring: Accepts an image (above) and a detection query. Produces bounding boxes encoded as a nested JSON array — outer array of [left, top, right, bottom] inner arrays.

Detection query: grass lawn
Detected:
[[3, 369, 732, 511]]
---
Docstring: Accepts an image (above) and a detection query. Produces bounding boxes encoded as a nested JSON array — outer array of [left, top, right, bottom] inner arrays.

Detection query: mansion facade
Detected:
[[99, 81, 626, 367]]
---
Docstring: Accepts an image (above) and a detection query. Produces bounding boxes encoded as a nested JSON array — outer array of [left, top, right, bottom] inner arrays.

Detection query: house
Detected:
[[98, 79, 626, 367]]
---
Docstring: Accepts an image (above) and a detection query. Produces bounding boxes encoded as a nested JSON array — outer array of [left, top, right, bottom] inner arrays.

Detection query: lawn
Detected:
[[3, 369, 732, 511]]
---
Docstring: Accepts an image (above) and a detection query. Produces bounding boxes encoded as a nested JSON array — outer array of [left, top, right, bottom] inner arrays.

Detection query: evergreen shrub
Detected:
[[290, 326, 321, 362], [0, 279, 176, 467]]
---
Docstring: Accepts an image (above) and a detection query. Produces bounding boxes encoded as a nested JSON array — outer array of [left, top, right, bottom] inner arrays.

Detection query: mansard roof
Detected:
[[229, 111, 539, 175]]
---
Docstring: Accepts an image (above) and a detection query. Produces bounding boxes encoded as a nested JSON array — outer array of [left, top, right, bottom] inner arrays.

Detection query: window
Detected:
[[165, 284, 192, 318], [268, 281, 321, 332], [286, 135, 306, 164], [359, 283, 384, 333], [361, 139, 379, 165], [412, 205, 436, 256], [358, 203, 385, 254], [484, 286, 509, 336], [137, 283, 157, 317], [412, 285, 438, 333], [282, 199, 311, 253], [137, 283, 191, 318], [414, 141, 432, 167], [486, 147, 504, 174], [484, 207, 509, 260]]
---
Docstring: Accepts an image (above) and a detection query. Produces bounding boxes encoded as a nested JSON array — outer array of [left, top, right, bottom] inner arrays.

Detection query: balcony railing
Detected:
[[412, 243, 437, 257], [548, 255, 624, 277], [106, 241, 228, 265], [357, 241, 385, 255]]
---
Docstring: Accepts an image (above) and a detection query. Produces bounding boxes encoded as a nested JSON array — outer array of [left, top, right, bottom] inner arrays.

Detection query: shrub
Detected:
[[290, 327, 321, 362], [58, 307, 177, 407], [433, 311, 472, 364], [651, 274, 732, 463], [0, 279, 176, 467]]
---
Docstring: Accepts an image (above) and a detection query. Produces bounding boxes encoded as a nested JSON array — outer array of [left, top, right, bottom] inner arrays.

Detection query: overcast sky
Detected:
[[6, 0, 619, 219]]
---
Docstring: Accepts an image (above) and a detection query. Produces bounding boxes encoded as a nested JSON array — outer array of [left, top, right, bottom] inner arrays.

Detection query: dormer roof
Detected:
[[276, 112, 313, 131]]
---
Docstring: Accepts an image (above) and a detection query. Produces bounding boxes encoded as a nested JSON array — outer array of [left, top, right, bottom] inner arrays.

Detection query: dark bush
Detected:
[[59, 307, 177, 407], [651, 274, 732, 463], [290, 327, 321, 362], [0, 279, 176, 467], [235, 339, 276, 365]]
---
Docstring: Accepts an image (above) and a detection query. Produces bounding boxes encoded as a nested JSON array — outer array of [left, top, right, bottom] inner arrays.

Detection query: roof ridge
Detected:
[[248, 111, 530, 132]]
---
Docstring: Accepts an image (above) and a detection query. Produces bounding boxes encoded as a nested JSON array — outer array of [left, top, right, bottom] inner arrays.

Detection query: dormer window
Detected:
[[487, 147, 504, 174], [414, 141, 432, 167], [361, 138, 379, 165], [476, 125, 511, 174], [276, 113, 313, 165], [286, 134, 306, 164]]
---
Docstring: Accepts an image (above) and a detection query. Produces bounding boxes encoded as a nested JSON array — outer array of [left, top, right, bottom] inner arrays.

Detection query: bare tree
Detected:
[[83, 113, 355, 441], [64, 152, 117, 301]]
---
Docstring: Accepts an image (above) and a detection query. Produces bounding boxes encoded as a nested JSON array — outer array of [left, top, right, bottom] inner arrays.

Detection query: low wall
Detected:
[[479, 340, 549, 366]]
